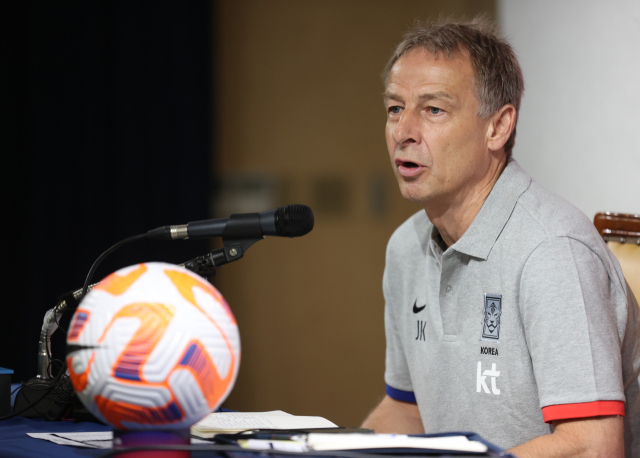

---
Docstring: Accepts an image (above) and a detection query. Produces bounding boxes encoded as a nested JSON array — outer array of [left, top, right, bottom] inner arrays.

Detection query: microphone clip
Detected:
[[182, 216, 264, 280]]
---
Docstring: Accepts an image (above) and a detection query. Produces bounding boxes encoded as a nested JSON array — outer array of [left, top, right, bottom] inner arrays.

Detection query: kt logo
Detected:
[[476, 362, 500, 395]]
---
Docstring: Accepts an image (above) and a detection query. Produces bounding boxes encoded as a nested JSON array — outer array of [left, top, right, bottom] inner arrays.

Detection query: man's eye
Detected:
[[429, 107, 443, 115], [389, 106, 402, 114]]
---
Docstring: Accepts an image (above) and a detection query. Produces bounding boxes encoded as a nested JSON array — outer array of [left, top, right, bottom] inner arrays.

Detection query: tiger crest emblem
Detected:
[[481, 294, 502, 342]]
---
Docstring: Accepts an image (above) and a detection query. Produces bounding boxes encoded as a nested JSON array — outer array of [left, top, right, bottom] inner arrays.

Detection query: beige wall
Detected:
[[214, 0, 495, 427], [498, 0, 640, 219]]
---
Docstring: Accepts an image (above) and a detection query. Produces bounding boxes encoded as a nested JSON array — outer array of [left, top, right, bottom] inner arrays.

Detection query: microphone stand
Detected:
[[36, 287, 97, 381], [14, 285, 99, 419], [19, 221, 265, 419]]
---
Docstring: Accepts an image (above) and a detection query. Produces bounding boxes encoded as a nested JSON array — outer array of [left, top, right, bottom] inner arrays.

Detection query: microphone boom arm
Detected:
[[35, 206, 312, 378]]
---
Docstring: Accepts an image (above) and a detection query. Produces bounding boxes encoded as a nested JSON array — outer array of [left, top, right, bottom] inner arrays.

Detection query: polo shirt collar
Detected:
[[449, 158, 532, 260], [428, 225, 445, 269]]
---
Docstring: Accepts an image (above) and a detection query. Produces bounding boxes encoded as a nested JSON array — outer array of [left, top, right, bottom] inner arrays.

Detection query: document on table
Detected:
[[29, 429, 490, 455], [27, 431, 211, 449], [240, 433, 488, 454], [191, 410, 338, 438], [306, 433, 489, 453], [27, 412, 338, 447]]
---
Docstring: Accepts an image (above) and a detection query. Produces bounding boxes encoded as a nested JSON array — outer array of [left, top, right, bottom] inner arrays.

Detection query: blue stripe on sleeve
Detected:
[[386, 384, 417, 403]]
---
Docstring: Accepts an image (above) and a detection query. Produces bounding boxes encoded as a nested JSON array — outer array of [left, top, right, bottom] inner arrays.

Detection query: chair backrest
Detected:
[[594, 212, 640, 298]]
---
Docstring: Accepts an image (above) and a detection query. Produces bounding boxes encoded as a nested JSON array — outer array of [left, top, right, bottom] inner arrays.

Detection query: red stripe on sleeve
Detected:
[[542, 400, 625, 423]]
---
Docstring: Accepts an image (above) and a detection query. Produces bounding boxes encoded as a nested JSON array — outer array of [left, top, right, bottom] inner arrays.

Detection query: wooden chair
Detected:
[[594, 212, 640, 298]]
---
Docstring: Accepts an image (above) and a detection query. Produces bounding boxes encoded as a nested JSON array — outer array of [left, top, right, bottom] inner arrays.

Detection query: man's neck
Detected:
[[426, 155, 507, 248]]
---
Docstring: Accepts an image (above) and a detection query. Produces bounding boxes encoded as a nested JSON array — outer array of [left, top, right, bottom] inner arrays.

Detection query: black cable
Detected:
[[0, 367, 66, 421], [5, 234, 152, 423], [47, 359, 64, 376], [81, 233, 148, 300], [54, 308, 68, 335], [43, 372, 77, 421], [5, 361, 77, 422]]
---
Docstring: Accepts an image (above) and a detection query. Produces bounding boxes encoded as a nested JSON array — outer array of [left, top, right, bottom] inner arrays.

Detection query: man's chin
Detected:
[[402, 194, 427, 205], [398, 183, 433, 205]]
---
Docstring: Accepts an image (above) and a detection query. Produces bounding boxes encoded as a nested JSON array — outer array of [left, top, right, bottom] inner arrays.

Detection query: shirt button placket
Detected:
[[440, 253, 457, 340]]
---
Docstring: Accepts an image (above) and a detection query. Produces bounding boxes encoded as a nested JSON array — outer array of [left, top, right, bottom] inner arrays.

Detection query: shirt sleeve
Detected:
[[382, 254, 415, 400], [520, 237, 626, 422]]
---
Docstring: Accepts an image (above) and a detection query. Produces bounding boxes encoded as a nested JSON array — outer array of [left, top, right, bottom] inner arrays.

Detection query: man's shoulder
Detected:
[[511, 176, 626, 291], [514, 179, 599, 243]]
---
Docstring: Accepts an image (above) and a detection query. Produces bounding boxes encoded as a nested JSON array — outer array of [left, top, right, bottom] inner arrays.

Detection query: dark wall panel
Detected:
[[1, 1, 213, 382]]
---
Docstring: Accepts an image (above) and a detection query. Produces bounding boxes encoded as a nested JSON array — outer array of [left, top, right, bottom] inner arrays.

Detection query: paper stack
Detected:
[[305, 433, 489, 453], [190, 410, 338, 439]]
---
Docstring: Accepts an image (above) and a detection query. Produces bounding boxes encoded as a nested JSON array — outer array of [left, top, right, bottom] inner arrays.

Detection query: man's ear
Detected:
[[486, 104, 517, 152]]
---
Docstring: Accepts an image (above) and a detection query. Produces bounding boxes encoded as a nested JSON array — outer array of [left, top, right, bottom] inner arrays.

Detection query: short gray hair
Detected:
[[383, 16, 524, 156]]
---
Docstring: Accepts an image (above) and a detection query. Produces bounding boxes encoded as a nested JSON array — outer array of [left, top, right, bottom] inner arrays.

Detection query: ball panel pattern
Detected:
[[68, 352, 95, 393], [95, 394, 183, 430], [68, 310, 90, 341], [104, 303, 175, 382], [168, 370, 208, 419], [163, 270, 236, 325], [99, 382, 172, 408], [94, 264, 147, 295], [175, 340, 235, 410]]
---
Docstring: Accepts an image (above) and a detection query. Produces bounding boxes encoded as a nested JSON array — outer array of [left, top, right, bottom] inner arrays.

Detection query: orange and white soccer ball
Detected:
[[66, 262, 240, 430]]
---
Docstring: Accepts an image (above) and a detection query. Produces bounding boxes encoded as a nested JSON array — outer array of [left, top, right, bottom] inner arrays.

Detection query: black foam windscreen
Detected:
[[274, 204, 314, 237]]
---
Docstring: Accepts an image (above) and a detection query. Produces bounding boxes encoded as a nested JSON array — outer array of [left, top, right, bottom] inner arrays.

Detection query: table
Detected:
[[0, 418, 510, 458], [1, 385, 510, 457], [0, 416, 109, 458]]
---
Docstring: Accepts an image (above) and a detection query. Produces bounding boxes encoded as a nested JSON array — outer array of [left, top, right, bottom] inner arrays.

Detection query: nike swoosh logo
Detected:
[[412, 300, 426, 314], [66, 344, 100, 356]]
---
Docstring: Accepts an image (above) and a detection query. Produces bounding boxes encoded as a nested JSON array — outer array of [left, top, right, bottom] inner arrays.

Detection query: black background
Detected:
[[1, 1, 214, 383]]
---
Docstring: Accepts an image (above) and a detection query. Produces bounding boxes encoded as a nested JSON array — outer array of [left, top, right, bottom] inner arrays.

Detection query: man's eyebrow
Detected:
[[382, 91, 454, 103], [382, 91, 402, 102], [417, 91, 453, 102]]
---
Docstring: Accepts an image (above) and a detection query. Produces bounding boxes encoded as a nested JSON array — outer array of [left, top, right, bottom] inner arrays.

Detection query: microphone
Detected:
[[147, 204, 314, 241]]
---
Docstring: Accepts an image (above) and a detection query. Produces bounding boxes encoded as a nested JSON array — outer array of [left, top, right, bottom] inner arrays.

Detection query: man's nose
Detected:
[[392, 110, 421, 146]]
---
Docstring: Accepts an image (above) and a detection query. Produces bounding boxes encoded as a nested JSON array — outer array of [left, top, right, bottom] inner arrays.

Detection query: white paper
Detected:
[[306, 433, 488, 453], [242, 439, 309, 453], [27, 432, 112, 449], [27, 431, 211, 449], [191, 410, 337, 437], [202, 410, 293, 417]]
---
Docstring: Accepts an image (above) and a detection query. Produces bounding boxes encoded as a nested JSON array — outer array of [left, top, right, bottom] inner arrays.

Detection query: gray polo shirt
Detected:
[[383, 159, 640, 453]]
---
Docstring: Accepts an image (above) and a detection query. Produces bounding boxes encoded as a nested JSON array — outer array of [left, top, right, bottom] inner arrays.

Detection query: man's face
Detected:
[[384, 48, 494, 208]]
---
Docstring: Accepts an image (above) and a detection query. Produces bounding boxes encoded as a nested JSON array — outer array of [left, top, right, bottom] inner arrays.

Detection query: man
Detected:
[[361, 17, 640, 457]]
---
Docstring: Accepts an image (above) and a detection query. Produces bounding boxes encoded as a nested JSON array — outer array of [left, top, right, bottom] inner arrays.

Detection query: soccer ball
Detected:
[[66, 262, 240, 430]]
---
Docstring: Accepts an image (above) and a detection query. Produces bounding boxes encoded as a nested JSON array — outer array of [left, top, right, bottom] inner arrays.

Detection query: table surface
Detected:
[[0, 417, 510, 458], [2, 384, 220, 458], [0, 416, 109, 458], [2, 384, 509, 458]]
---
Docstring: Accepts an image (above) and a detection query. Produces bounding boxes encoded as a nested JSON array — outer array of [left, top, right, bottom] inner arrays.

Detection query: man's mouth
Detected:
[[395, 158, 425, 177]]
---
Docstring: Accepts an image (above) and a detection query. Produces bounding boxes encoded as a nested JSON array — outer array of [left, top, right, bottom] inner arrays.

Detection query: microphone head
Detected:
[[275, 204, 314, 237]]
